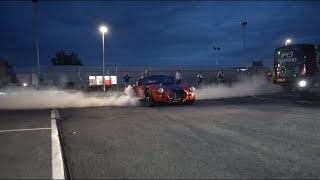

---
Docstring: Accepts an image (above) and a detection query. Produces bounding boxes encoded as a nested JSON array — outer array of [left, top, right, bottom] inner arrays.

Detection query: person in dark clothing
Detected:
[[197, 72, 203, 89], [217, 69, 224, 86], [123, 72, 131, 87]]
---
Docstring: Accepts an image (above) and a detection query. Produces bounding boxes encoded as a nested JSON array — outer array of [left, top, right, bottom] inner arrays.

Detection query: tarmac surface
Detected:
[[58, 94, 320, 179], [1, 93, 320, 179], [0, 110, 51, 179]]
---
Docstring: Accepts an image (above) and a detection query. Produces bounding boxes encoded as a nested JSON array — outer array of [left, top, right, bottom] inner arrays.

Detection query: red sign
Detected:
[[104, 80, 111, 85]]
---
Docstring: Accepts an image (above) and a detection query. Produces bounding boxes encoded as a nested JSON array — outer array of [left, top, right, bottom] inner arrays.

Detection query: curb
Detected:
[[51, 109, 71, 180]]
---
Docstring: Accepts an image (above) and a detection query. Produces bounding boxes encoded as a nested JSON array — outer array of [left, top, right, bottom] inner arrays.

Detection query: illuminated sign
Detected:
[[88, 76, 117, 86]]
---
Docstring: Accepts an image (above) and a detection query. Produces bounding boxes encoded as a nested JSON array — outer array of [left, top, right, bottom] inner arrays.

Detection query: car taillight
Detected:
[[301, 64, 306, 75]]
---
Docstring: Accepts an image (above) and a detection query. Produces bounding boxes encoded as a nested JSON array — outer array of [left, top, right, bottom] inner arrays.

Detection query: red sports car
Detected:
[[132, 75, 196, 106]]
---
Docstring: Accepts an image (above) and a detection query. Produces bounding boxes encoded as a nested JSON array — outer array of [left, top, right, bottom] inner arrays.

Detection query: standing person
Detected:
[[197, 72, 203, 89], [217, 69, 224, 86], [170, 72, 175, 78], [123, 71, 131, 88], [144, 69, 149, 76], [175, 69, 182, 84]]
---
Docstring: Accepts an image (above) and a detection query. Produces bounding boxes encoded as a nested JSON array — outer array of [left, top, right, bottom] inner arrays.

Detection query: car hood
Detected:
[[148, 84, 187, 91]]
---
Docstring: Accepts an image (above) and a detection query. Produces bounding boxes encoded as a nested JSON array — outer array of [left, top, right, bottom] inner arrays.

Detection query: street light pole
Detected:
[[32, 0, 40, 87], [102, 32, 105, 91], [240, 21, 247, 67], [99, 26, 108, 92], [213, 47, 221, 66]]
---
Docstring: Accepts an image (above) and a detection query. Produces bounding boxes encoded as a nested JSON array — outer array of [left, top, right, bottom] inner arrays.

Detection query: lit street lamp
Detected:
[[285, 39, 291, 46], [99, 25, 108, 92], [32, 0, 40, 88], [240, 20, 247, 66]]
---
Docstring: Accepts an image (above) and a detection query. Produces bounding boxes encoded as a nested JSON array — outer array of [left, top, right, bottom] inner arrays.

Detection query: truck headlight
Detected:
[[298, 80, 307, 87], [158, 88, 164, 93], [189, 86, 195, 92], [23, 83, 28, 87]]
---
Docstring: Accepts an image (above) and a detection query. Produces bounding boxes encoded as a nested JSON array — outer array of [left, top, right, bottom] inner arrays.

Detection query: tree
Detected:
[[51, 50, 82, 65], [251, 59, 264, 74], [0, 58, 17, 85], [252, 60, 264, 67]]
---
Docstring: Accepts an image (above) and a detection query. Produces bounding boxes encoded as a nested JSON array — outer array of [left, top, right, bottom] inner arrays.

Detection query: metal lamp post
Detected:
[[99, 25, 108, 92], [32, 0, 40, 87], [213, 46, 221, 66], [240, 21, 247, 67]]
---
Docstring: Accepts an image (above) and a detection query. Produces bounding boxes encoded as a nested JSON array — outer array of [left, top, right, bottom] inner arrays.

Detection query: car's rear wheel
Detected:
[[145, 90, 155, 107], [184, 100, 194, 105]]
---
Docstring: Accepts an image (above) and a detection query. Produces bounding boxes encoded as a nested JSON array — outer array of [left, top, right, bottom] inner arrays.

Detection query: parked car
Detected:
[[132, 75, 196, 106]]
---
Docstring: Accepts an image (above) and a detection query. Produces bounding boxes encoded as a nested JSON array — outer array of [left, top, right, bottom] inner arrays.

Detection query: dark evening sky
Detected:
[[1, 1, 320, 68]]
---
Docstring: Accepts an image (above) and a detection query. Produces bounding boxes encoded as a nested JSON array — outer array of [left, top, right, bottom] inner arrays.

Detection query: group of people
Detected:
[[196, 69, 224, 88], [122, 69, 225, 88]]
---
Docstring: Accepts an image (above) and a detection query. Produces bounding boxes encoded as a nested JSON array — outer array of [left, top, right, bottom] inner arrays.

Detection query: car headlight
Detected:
[[158, 88, 164, 93], [298, 80, 307, 87], [189, 86, 195, 92]]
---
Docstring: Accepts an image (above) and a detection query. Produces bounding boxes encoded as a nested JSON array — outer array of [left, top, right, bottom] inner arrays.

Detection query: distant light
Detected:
[[285, 39, 291, 46], [23, 83, 28, 87], [99, 26, 108, 34]]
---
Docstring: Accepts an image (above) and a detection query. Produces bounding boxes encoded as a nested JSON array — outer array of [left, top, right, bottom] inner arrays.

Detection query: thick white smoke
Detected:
[[0, 86, 139, 110], [0, 75, 282, 110], [196, 75, 282, 100]]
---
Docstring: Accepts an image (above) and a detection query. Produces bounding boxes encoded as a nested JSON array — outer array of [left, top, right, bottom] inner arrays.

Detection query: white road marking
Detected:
[[0, 127, 50, 133], [51, 109, 65, 180], [253, 96, 293, 102]]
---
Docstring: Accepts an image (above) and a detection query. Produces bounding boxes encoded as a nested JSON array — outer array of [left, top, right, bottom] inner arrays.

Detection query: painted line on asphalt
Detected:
[[0, 127, 50, 133], [51, 109, 65, 180], [253, 96, 293, 102]]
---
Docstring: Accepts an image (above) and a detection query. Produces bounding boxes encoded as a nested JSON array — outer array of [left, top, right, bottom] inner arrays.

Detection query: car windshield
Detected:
[[144, 75, 175, 85]]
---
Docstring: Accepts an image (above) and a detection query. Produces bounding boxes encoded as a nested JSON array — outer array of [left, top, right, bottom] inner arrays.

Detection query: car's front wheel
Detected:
[[145, 90, 155, 107]]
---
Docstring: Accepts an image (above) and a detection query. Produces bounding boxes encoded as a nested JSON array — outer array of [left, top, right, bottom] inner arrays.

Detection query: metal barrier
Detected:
[[41, 65, 272, 91]]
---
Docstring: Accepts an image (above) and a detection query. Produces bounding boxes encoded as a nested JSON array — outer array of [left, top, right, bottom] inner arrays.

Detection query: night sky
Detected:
[[1, 1, 320, 68]]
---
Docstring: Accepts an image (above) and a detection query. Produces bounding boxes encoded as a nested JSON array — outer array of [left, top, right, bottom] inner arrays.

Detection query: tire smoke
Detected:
[[0, 86, 139, 110], [196, 75, 282, 100]]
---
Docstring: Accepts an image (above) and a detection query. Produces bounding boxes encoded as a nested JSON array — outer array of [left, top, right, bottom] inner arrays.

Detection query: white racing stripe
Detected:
[[51, 109, 65, 180], [0, 127, 50, 133]]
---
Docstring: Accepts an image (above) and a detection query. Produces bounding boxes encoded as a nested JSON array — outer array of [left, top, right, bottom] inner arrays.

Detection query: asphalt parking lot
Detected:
[[58, 94, 320, 179], [0, 110, 52, 179], [1, 93, 320, 179]]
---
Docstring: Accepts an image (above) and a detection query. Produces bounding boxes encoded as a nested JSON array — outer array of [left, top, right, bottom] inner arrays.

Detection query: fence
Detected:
[[41, 65, 272, 91]]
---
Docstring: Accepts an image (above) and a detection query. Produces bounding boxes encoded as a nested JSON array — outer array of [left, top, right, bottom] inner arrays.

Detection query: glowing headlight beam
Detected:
[[298, 80, 307, 87]]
